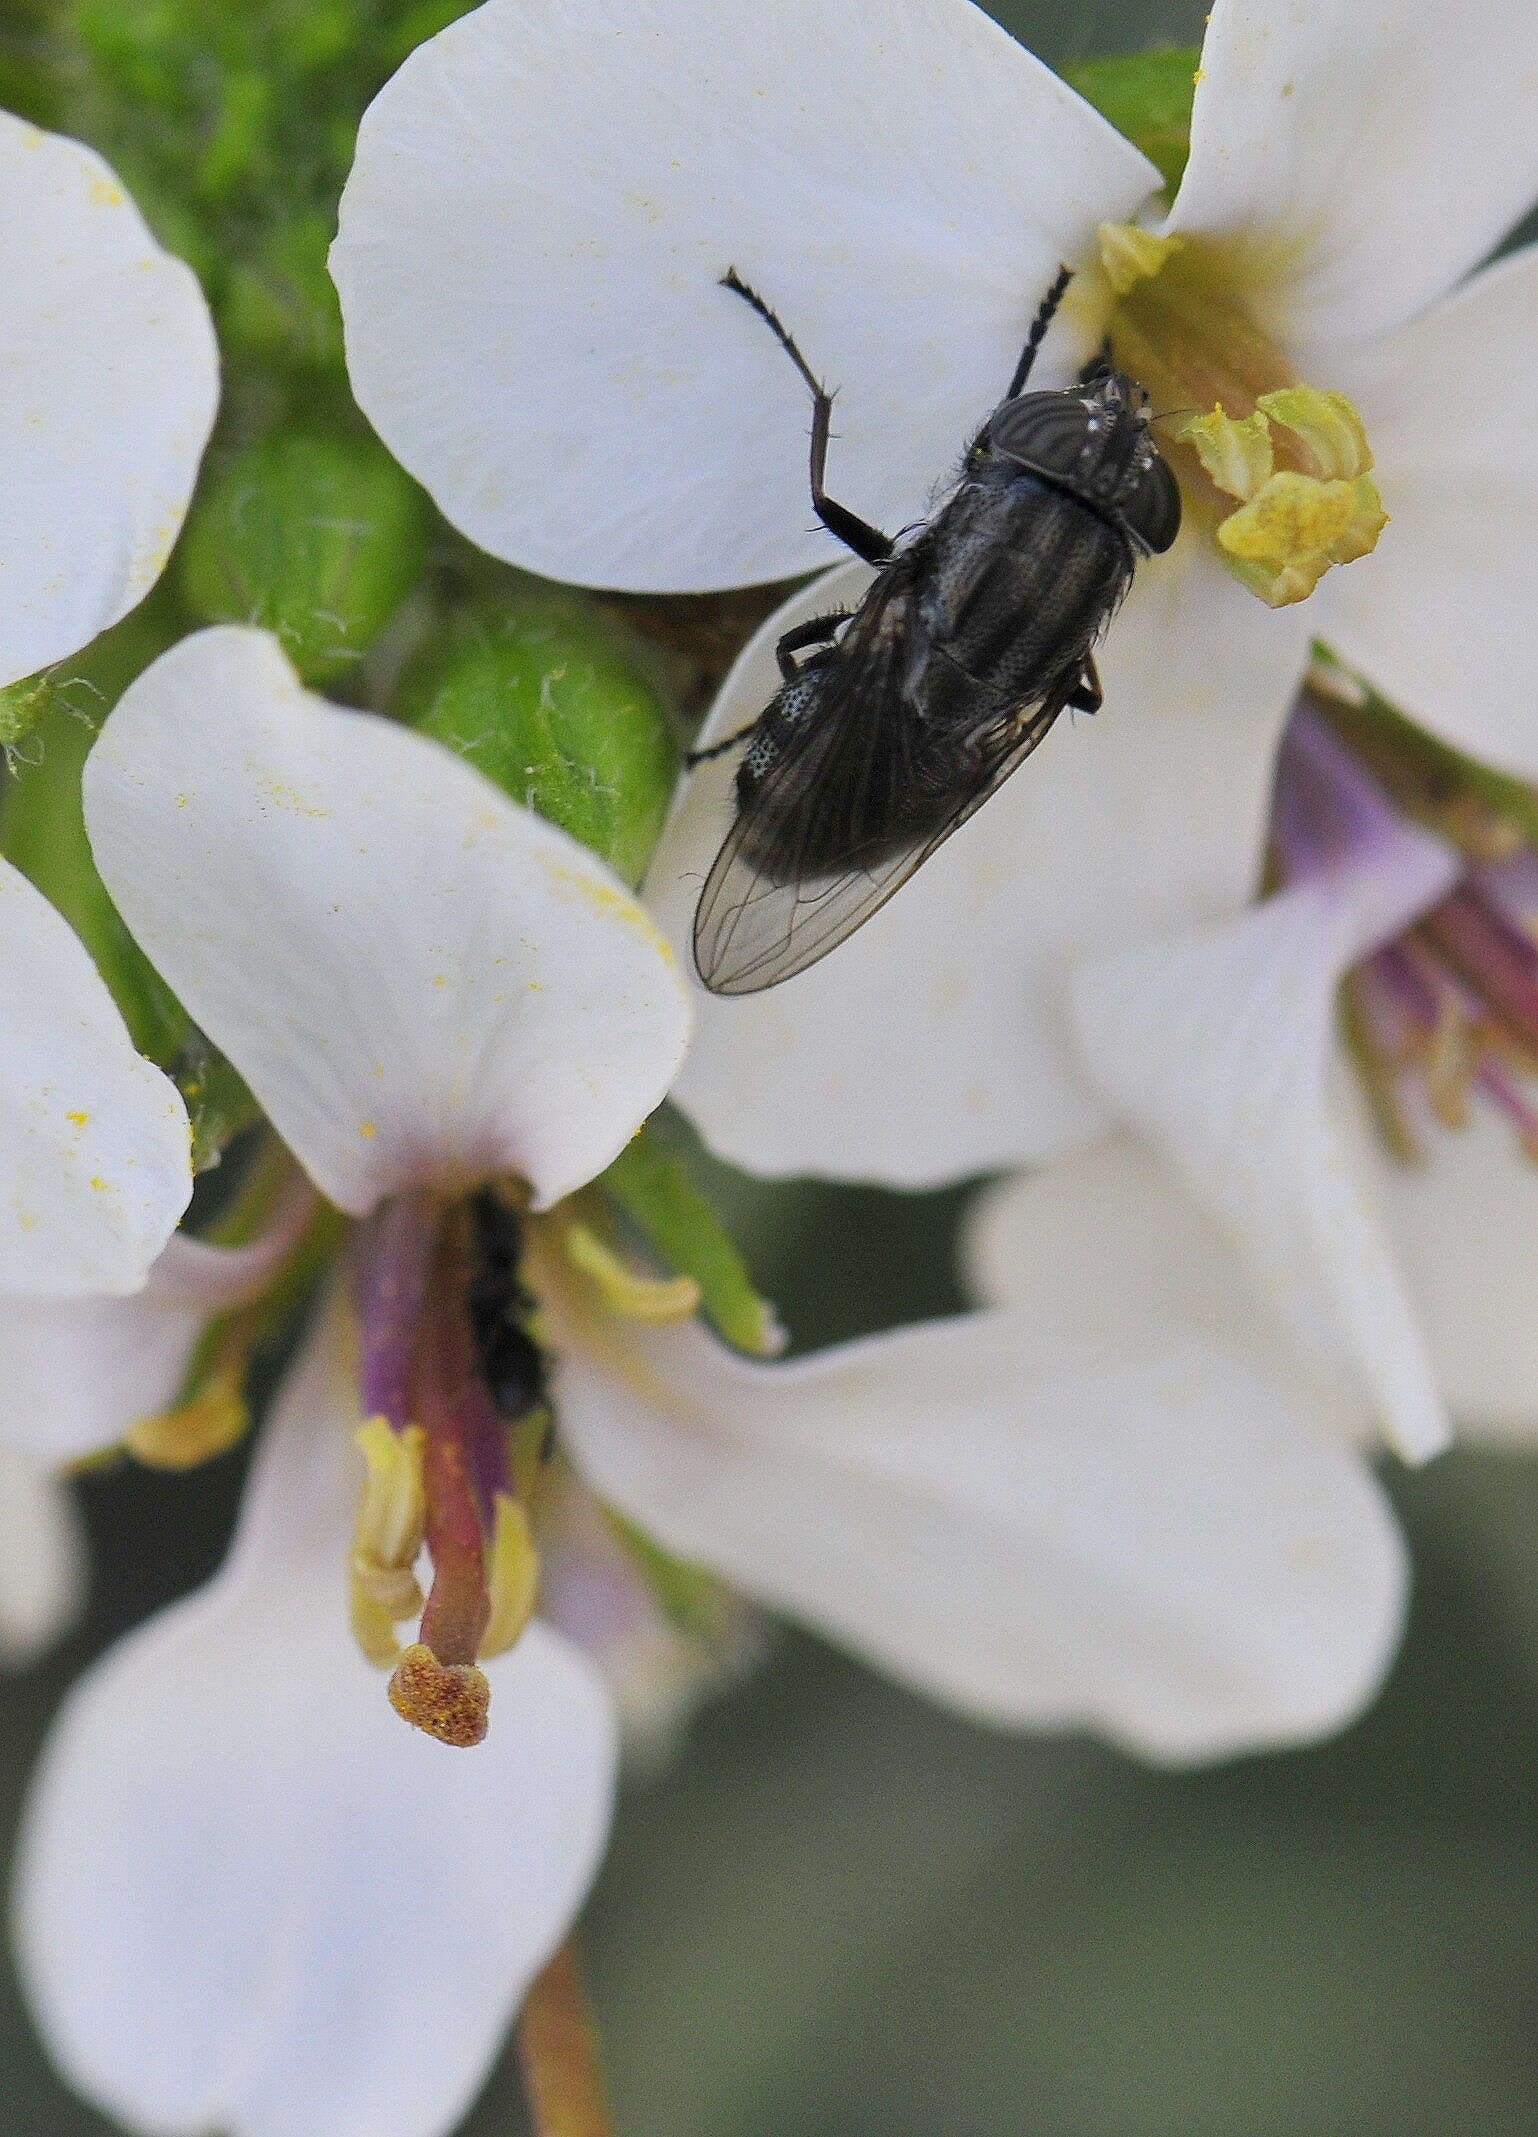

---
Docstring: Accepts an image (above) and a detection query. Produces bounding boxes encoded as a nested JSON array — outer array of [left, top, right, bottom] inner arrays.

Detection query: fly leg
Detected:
[[720, 269, 895, 567], [686, 615, 849, 766], [1005, 263, 1074, 398], [775, 611, 850, 680], [1067, 657, 1102, 713], [686, 718, 763, 768]]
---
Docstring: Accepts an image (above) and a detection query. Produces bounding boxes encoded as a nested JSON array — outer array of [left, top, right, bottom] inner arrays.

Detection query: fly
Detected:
[[688, 265, 1181, 995]]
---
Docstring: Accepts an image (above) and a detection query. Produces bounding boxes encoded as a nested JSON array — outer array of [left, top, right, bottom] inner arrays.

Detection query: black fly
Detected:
[[688, 266, 1181, 995]]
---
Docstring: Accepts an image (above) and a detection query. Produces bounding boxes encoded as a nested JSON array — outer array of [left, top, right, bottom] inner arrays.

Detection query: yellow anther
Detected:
[[1097, 220, 1182, 296], [126, 1363, 249, 1471], [560, 1218, 701, 1323], [350, 1418, 427, 1668], [1256, 387, 1373, 482], [1219, 470, 1356, 559], [1172, 405, 1274, 502], [478, 1492, 541, 1659], [1216, 470, 1388, 608], [388, 1642, 490, 1747]]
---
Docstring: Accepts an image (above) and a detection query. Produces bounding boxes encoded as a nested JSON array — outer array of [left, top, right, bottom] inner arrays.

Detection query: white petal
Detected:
[[83, 627, 691, 1214], [649, 536, 1306, 1182], [0, 858, 189, 1298], [15, 1304, 617, 2137], [554, 1304, 1407, 1763], [0, 1450, 84, 1666], [1312, 248, 1538, 777], [331, 0, 1157, 591], [1168, 0, 1538, 348], [0, 1201, 314, 1465], [1070, 829, 1460, 1459], [0, 115, 217, 685], [967, 1134, 1368, 1444], [1363, 1105, 1538, 1446]]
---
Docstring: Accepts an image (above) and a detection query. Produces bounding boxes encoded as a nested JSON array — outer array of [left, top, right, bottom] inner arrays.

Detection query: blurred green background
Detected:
[[10, 0, 1538, 2131]]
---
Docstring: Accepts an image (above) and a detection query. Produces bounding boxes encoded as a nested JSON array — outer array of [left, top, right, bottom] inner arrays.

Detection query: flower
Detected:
[[0, 111, 217, 696], [11, 624, 1409, 2137], [328, 0, 1538, 1184], [965, 687, 1538, 1473], [0, 109, 218, 1651], [9, 620, 686, 2137]]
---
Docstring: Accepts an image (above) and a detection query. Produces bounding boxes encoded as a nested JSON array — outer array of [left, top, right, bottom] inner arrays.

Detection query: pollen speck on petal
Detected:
[[388, 1641, 490, 1747]]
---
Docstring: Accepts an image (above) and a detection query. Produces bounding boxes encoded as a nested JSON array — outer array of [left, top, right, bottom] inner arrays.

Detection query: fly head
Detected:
[[978, 370, 1181, 556]]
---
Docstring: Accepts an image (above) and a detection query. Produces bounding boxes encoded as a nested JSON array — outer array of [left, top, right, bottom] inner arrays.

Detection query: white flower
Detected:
[[12, 623, 1408, 2137], [329, 0, 1538, 1181], [0, 112, 217, 1313], [11, 622, 682, 2137], [965, 694, 1538, 1474], [0, 113, 218, 1650], [0, 113, 217, 691]]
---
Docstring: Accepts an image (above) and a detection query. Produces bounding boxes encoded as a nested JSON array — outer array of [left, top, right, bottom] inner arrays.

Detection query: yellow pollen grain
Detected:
[[89, 1175, 108, 1192], [65, 1111, 88, 1129], [359, 1120, 377, 1138], [537, 854, 677, 965]]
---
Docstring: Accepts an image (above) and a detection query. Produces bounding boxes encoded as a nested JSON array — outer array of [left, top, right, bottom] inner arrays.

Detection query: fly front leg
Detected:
[[1005, 263, 1074, 398], [720, 270, 896, 567]]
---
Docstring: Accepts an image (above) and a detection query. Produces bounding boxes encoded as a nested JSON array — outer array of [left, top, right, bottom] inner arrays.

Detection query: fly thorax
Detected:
[[1096, 222, 1386, 607]]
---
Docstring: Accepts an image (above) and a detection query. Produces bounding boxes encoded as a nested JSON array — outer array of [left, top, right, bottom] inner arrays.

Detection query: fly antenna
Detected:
[[1006, 263, 1073, 399]]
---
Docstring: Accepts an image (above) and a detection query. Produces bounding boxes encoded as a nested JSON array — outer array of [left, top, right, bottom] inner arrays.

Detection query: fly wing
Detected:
[[693, 627, 1071, 995]]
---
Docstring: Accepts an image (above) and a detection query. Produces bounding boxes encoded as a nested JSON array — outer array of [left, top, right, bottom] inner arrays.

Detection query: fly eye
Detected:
[[984, 391, 1095, 476], [1124, 453, 1182, 554]]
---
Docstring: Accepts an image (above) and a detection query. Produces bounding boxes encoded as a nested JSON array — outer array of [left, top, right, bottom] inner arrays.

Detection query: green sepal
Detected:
[[401, 587, 679, 885], [1311, 646, 1538, 859], [602, 1116, 782, 1356], [1063, 47, 1201, 193], [178, 429, 428, 685], [602, 1506, 738, 1640], [220, 213, 346, 372], [0, 602, 258, 1170]]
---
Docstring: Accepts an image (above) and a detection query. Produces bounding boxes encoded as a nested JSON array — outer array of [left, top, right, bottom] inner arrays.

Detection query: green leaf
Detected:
[[1063, 46, 1201, 193], [178, 429, 428, 685], [0, 602, 258, 1169], [402, 588, 679, 885], [603, 1117, 782, 1356]]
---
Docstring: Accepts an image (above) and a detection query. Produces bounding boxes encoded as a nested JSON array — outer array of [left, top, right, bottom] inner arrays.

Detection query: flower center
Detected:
[[1276, 677, 1538, 1161], [1097, 224, 1387, 607], [346, 1182, 703, 1745], [349, 1189, 546, 1747]]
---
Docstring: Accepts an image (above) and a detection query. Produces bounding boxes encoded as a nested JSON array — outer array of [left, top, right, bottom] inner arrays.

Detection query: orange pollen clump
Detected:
[[388, 1642, 491, 1747]]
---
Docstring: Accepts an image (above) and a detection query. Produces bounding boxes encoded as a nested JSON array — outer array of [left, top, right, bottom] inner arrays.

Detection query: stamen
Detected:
[[557, 1212, 702, 1323], [1279, 682, 1538, 1163], [1415, 885, 1538, 1063], [350, 1416, 427, 1666], [1096, 226, 1386, 604], [480, 1491, 541, 1659], [1096, 221, 1182, 296], [352, 1193, 438, 1429], [127, 1362, 249, 1470]]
